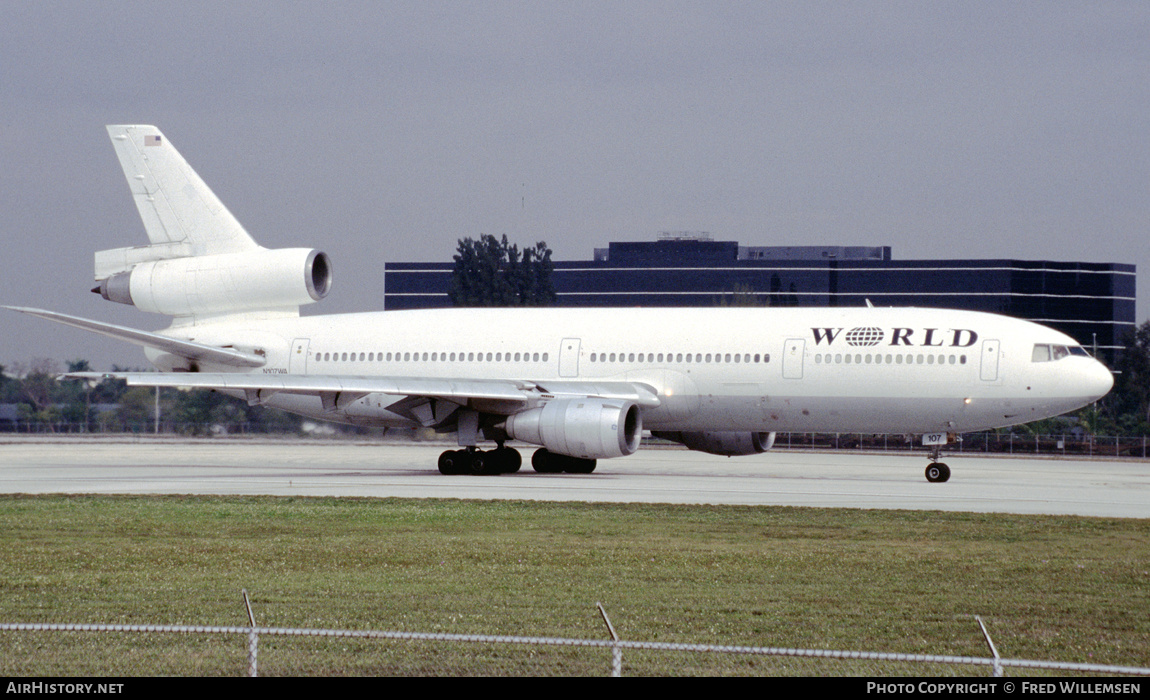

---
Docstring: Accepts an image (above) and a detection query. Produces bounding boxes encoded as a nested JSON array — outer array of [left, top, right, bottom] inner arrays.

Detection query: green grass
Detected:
[[0, 495, 1147, 675]]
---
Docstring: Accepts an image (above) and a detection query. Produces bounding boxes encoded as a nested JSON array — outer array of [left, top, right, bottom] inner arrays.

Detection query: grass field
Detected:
[[0, 494, 1146, 675]]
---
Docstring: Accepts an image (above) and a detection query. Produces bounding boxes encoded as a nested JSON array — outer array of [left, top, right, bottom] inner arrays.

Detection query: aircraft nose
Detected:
[[1083, 360, 1114, 400]]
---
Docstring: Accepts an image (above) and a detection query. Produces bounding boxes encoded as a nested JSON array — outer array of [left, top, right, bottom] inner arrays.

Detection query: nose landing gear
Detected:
[[925, 441, 951, 483]]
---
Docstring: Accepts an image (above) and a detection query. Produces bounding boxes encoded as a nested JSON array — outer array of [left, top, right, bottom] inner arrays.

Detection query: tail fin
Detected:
[[96, 125, 259, 279], [93, 126, 331, 322]]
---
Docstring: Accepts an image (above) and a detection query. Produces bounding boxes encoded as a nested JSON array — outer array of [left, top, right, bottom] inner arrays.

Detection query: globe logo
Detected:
[[845, 327, 884, 346]]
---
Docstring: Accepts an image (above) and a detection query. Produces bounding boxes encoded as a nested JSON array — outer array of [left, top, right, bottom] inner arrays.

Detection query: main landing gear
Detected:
[[530, 448, 597, 474], [438, 446, 522, 476], [925, 443, 951, 483], [436, 447, 598, 476]]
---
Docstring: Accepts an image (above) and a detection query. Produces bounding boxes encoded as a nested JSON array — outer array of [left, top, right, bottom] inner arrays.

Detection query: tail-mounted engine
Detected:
[[94, 248, 331, 317], [502, 399, 642, 460], [654, 430, 776, 456]]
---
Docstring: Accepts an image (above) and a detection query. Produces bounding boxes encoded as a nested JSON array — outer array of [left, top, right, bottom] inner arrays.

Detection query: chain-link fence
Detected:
[[770, 432, 1150, 458], [5, 426, 1150, 459], [3, 614, 1148, 677]]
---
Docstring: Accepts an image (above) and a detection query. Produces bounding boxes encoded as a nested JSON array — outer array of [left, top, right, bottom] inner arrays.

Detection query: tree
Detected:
[[716, 283, 769, 307], [1107, 321, 1150, 430], [449, 234, 557, 307]]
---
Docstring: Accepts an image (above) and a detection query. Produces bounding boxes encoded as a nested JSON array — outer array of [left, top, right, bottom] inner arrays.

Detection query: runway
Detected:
[[0, 437, 1147, 518]]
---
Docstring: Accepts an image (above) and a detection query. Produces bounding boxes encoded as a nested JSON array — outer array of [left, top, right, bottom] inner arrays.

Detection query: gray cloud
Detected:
[[2, 1, 1147, 370]]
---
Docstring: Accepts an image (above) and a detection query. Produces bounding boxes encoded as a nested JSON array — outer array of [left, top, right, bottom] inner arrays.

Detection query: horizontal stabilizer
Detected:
[[3, 306, 265, 369]]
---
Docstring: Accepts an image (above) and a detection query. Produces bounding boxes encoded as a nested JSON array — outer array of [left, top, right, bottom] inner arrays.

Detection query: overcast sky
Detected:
[[2, 1, 1147, 372]]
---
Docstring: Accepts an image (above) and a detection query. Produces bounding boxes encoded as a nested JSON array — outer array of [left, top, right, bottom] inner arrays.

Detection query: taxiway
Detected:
[[0, 437, 1146, 518]]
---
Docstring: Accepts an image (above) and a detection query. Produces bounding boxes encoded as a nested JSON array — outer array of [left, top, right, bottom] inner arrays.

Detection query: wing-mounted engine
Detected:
[[94, 248, 332, 318], [501, 399, 642, 460], [654, 430, 776, 456]]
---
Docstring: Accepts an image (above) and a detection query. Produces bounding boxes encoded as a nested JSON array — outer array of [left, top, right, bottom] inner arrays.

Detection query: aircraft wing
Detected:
[[4, 306, 266, 369], [63, 371, 661, 416]]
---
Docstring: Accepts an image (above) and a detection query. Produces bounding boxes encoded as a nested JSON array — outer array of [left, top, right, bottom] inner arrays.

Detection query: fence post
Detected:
[[243, 589, 258, 677], [597, 602, 622, 677], [976, 616, 1003, 678]]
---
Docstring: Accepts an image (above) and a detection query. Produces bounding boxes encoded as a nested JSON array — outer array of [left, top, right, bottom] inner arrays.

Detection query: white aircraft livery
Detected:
[[6, 125, 1115, 482]]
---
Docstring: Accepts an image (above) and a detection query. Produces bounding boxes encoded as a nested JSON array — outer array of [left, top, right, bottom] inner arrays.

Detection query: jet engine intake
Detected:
[[654, 430, 776, 456], [95, 248, 331, 317], [502, 399, 641, 460]]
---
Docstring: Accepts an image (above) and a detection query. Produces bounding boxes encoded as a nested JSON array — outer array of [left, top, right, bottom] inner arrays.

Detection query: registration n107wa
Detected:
[[6, 126, 1114, 482]]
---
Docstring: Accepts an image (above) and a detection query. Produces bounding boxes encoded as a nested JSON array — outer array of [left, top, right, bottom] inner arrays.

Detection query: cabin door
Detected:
[[783, 339, 805, 379], [979, 339, 1000, 381], [290, 338, 310, 374], [559, 338, 581, 377]]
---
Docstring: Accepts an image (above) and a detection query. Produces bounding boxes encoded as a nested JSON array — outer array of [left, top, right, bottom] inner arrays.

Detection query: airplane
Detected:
[[5, 125, 1115, 482]]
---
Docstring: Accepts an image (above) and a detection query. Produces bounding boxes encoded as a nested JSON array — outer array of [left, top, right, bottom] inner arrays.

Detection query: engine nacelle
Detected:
[[96, 248, 331, 317], [654, 430, 776, 456], [503, 399, 642, 460]]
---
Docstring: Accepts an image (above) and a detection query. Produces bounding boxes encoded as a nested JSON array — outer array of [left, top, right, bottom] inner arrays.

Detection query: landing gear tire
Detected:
[[491, 447, 522, 473], [532, 449, 597, 474], [439, 447, 521, 476], [563, 457, 597, 474], [467, 451, 493, 476], [925, 463, 951, 483], [438, 449, 468, 475], [532, 449, 563, 473]]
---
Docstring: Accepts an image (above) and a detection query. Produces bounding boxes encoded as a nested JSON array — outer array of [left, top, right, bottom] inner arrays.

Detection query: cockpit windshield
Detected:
[[1032, 343, 1089, 362]]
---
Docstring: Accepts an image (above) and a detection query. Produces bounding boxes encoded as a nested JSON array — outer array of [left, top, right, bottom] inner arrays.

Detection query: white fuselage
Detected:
[[157, 305, 1114, 435]]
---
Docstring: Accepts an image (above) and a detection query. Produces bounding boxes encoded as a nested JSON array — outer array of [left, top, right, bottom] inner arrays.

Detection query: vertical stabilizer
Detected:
[[98, 125, 258, 278], [93, 126, 332, 323]]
